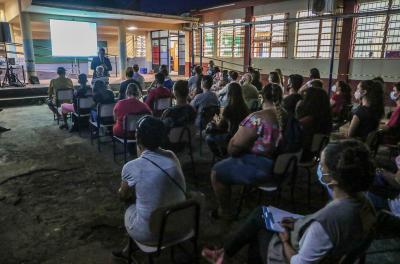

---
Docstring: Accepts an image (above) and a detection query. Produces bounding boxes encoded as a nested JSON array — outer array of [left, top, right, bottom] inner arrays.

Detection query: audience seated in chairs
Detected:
[[191, 75, 220, 129], [203, 139, 377, 264], [188, 65, 204, 97], [296, 87, 332, 161], [283, 74, 304, 115], [119, 67, 142, 100], [381, 82, 400, 144], [113, 116, 187, 259], [145, 72, 172, 112], [348, 80, 384, 141], [113, 83, 152, 139], [161, 80, 196, 132], [91, 80, 115, 123], [330, 81, 352, 119], [47, 67, 73, 119], [59, 73, 92, 131], [210, 83, 285, 219], [240, 73, 259, 109], [206, 82, 250, 158], [218, 70, 239, 106]]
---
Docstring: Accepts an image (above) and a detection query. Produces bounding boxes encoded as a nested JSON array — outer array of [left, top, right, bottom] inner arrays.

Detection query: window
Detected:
[[353, 0, 400, 58], [135, 35, 146, 57], [253, 13, 288, 58], [203, 22, 215, 57], [193, 29, 200, 56], [295, 11, 342, 58], [218, 19, 244, 57]]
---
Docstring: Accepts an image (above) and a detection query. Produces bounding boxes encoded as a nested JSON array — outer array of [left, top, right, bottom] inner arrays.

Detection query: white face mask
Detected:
[[390, 91, 399, 101], [331, 85, 337, 93], [354, 90, 365, 100]]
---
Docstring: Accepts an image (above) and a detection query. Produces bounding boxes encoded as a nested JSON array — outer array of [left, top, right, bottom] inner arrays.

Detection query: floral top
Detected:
[[240, 113, 281, 157]]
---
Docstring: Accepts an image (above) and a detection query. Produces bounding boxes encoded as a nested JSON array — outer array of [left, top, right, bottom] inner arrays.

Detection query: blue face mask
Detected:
[[318, 164, 334, 198]]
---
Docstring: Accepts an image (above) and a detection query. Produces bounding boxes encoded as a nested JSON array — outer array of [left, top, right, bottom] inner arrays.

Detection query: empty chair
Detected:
[[89, 103, 115, 152], [153, 97, 172, 117]]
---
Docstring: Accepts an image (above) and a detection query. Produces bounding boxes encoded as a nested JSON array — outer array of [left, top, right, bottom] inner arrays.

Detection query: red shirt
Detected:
[[145, 86, 172, 110], [113, 97, 152, 137], [387, 106, 400, 128], [331, 93, 345, 114]]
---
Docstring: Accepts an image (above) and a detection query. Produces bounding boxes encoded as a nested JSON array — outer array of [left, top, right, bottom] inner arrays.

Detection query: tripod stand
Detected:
[[2, 63, 24, 87]]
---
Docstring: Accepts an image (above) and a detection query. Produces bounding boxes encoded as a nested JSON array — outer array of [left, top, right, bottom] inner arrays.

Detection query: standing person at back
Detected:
[[240, 73, 259, 109], [91, 48, 112, 77], [191, 75, 219, 128], [132, 64, 145, 92], [119, 67, 141, 100], [47, 67, 73, 118], [283, 74, 304, 115], [145, 72, 172, 112]]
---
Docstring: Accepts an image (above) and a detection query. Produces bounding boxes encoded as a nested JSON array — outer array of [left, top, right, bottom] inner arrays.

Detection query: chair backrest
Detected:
[[154, 97, 172, 111], [366, 130, 382, 157], [273, 150, 302, 176], [200, 105, 220, 128], [97, 103, 115, 118], [56, 89, 73, 103], [168, 125, 196, 144], [149, 199, 200, 253], [77, 97, 94, 110], [310, 134, 330, 156], [123, 112, 150, 132]]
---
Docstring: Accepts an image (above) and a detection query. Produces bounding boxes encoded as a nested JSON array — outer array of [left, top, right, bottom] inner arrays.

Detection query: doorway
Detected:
[[169, 35, 178, 75]]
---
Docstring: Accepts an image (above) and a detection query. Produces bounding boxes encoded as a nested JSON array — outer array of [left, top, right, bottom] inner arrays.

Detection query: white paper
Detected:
[[262, 206, 303, 232]]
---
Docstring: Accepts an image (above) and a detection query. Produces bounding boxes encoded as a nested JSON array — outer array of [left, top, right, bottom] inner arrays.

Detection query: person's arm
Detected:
[[227, 125, 257, 156], [90, 58, 96, 70], [145, 90, 154, 108], [381, 170, 400, 189], [347, 115, 360, 138], [113, 103, 118, 121], [48, 80, 54, 99], [118, 180, 131, 201], [279, 230, 297, 263]]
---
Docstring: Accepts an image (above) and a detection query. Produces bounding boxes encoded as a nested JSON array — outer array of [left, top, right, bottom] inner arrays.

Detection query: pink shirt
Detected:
[[145, 86, 172, 111], [387, 106, 400, 128], [113, 97, 152, 138]]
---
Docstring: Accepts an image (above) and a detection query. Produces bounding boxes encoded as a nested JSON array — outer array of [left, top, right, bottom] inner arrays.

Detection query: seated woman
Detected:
[[203, 139, 376, 264], [114, 116, 186, 257], [296, 87, 332, 161], [210, 83, 284, 219], [330, 81, 351, 119], [113, 83, 152, 138], [60, 73, 91, 131], [91, 80, 115, 123], [348, 80, 384, 141], [252, 70, 263, 92], [161, 80, 196, 131], [381, 83, 400, 144], [206, 82, 250, 158]]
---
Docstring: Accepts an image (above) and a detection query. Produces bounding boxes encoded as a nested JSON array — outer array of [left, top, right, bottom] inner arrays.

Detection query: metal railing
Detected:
[[196, 55, 261, 74]]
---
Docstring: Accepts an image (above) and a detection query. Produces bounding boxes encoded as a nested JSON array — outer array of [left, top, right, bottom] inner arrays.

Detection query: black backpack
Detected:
[[278, 115, 303, 154]]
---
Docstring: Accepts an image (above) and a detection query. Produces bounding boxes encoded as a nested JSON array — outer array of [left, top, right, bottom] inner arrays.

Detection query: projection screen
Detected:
[[50, 19, 98, 57]]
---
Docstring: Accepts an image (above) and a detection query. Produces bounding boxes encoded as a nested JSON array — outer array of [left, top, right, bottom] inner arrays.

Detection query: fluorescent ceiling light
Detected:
[[200, 3, 235, 11], [127, 26, 137, 31]]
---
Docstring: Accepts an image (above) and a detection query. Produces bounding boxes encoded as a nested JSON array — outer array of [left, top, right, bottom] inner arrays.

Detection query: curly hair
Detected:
[[322, 139, 375, 193]]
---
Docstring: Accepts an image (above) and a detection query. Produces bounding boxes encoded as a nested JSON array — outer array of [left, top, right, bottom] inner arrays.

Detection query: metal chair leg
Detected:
[[306, 167, 311, 208]]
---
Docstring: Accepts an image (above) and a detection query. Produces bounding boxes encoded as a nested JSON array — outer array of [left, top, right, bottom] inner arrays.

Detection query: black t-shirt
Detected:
[[353, 105, 380, 140], [283, 94, 303, 115], [119, 79, 141, 100], [162, 105, 196, 129], [93, 89, 115, 105]]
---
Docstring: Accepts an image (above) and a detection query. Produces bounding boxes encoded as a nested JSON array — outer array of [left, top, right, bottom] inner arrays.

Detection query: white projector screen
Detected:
[[50, 20, 98, 57]]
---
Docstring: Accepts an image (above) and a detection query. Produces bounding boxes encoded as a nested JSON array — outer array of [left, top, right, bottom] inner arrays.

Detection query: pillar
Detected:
[[337, 0, 357, 82], [243, 6, 254, 72], [19, 12, 36, 79], [118, 22, 127, 80]]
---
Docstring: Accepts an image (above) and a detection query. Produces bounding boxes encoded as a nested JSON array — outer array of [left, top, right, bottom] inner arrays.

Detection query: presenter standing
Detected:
[[91, 48, 112, 77]]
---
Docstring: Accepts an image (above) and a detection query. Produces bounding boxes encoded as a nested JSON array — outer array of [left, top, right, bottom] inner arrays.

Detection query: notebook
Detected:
[[262, 206, 303, 232]]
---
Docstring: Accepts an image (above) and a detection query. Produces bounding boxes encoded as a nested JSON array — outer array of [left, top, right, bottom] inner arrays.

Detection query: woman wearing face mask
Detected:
[[381, 83, 400, 144], [348, 80, 384, 140], [202, 139, 376, 264], [330, 81, 351, 118]]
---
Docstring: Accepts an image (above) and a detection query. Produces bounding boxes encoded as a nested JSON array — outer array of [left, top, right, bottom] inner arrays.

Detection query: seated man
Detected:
[[161, 80, 196, 131], [114, 116, 187, 258], [113, 83, 152, 138], [60, 73, 91, 131], [47, 67, 73, 120], [119, 67, 141, 100], [191, 75, 219, 129], [203, 139, 376, 264], [283, 74, 303, 115], [145, 72, 172, 112], [91, 80, 115, 123]]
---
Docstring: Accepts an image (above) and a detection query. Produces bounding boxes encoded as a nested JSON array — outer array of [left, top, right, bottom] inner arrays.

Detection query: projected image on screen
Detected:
[[50, 20, 98, 57]]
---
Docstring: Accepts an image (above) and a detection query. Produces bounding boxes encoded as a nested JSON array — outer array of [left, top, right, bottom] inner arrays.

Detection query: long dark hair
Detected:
[[337, 81, 352, 105], [262, 83, 285, 131], [297, 87, 332, 133], [224, 82, 250, 133], [251, 70, 262, 91], [360, 80, 384, 120]]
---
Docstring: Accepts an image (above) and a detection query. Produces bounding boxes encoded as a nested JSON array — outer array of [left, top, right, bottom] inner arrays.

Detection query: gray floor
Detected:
[[0, 105, 399, 264]]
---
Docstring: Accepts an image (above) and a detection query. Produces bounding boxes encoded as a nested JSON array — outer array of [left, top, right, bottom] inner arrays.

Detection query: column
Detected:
[[19, 12, 36, 79], [118, 22, 127, 80], [243, 6, 254, 72]]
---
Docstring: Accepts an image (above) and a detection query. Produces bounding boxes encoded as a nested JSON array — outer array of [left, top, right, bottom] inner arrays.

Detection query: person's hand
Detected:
[[280, 217, 295, 230], [279, 230, 290, 243]]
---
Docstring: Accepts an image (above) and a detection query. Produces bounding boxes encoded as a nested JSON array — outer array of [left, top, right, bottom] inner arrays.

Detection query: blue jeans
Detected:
[[213, 154, 274, 185]]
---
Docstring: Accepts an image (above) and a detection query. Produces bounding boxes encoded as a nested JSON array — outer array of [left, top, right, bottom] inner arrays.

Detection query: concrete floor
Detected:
[[0, 105, 399, 264]]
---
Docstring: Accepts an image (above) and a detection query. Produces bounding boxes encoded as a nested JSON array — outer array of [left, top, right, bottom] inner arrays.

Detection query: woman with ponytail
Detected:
[[348, 80, 384, 140], [209, 83, 286, 219]]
